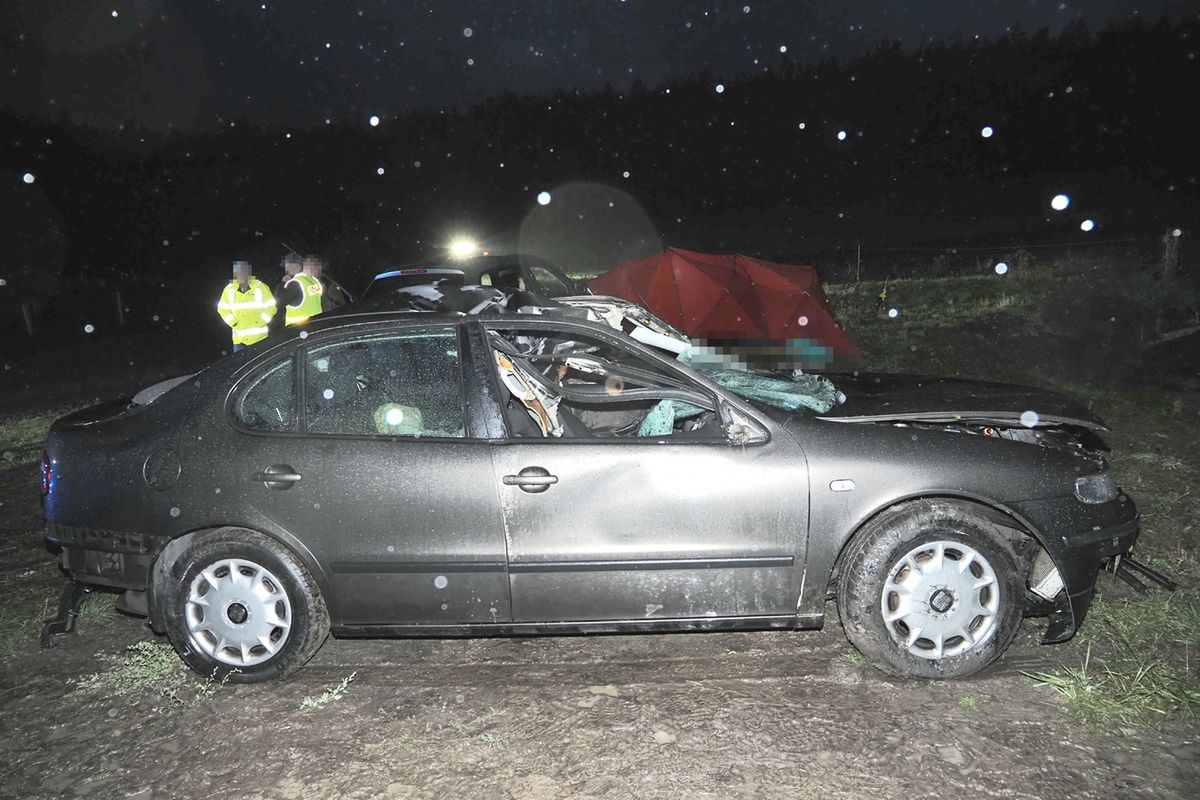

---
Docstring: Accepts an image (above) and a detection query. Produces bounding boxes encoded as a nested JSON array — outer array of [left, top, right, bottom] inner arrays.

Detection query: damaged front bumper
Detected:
[[1012, 495, 1140, 644]]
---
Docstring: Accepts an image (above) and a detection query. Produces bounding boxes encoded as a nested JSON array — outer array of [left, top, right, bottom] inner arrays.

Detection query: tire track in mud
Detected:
[[1, 622, 1197, 800]]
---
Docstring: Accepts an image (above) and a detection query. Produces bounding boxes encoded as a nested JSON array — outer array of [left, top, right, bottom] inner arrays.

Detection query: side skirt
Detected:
[[333, 614, 802, 639]]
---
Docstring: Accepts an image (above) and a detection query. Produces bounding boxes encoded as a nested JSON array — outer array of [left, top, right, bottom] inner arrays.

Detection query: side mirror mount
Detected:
[[722, 403, 770, 445]]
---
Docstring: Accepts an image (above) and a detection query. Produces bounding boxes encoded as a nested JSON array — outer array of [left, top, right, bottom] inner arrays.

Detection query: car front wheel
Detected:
[[162, 529, 329, 683], [837, 500, 1024, 679]]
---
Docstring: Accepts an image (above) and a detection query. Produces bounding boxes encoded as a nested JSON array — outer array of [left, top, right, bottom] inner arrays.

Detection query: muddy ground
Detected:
[[1, 332, 1199, 800]]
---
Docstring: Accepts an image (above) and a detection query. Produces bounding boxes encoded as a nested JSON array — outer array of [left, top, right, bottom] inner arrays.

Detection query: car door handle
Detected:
[[503, 466, 558, 494], [253, 464, 302, 490]]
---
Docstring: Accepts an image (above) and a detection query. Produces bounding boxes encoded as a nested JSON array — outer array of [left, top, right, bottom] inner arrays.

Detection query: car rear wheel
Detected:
[[162, 529, 329, 683], [837, 500, 1024, 679]]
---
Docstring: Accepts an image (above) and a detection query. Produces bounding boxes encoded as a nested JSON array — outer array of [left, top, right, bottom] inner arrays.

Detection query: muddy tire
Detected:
[[161, 529, 329, 683], [837, 500, 1023, 679]]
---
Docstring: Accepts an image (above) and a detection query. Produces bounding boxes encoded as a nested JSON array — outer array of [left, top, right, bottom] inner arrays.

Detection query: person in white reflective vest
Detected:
[[217, 260, 276, 351]]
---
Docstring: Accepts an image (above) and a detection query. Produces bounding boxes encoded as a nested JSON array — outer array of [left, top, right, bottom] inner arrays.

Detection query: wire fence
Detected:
[[1, 230, 1189, 352], [803, 233, 1182, 284]]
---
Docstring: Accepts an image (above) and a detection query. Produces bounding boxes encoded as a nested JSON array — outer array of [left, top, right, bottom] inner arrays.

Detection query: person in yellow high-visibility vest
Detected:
[[283, 256, 324, 326], [217, 261, 276, 351], [270, 252, 303, 332]]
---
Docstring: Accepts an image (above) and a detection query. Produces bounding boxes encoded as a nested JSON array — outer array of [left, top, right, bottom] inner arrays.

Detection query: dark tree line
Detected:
[[1, 16, 1197, 347]]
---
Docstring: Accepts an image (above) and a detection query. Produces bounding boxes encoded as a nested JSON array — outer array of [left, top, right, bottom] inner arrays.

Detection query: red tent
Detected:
[[588, 247, 854, 356]]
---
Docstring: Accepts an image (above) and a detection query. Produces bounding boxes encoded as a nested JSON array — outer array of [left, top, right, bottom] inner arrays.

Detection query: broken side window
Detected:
[[486, 327, 720, 440], [305, 328, 467, 438]]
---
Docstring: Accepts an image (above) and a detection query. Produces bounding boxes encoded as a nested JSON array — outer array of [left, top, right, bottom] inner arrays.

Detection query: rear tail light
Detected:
[[41, 451, 51, 496]]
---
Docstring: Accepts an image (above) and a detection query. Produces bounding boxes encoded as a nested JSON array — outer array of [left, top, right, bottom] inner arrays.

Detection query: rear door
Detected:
[[477, 320, 808, 624], [226, 322, 511, 627]]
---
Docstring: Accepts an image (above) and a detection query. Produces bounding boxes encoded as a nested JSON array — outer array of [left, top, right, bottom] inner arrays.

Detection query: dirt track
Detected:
[[2, 602, 1198, 799]]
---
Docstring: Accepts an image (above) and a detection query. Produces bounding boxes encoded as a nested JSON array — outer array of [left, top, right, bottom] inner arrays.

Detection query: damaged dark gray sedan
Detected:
[[41, 306, 1139, 681]]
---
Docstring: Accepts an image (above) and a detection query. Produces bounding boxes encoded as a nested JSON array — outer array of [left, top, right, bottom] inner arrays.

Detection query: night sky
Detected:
[[1, 0, 1181, 132]]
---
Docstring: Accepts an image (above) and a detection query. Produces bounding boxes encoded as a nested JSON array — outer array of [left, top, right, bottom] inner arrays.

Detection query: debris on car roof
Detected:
[[366, 282, 839, 424]]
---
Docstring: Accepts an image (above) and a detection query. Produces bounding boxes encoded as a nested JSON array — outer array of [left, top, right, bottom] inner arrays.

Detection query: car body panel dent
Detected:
[[490, 433, 808, 622], [781, 413, 1135, 634]]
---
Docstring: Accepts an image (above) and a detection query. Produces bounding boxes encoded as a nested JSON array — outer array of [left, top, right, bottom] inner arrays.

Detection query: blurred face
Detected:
[[302, 256, 321, 277], [284, 260, 301, 276], [234, 265, 251, 283]]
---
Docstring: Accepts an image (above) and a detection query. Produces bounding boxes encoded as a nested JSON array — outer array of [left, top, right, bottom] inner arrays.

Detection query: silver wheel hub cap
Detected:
[[881, 540, 1000, 660], [185, 557, 293, 667]]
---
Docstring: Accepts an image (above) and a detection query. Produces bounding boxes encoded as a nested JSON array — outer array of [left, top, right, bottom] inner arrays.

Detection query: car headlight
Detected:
[[1074, 472, 1118, 504]]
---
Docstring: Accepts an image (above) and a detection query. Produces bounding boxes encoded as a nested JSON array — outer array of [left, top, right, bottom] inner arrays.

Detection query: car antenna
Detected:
[[281, 241, 302, 256]]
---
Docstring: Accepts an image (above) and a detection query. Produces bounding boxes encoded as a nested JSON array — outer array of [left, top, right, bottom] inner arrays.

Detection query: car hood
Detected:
[[816, 372, 1106, 430]]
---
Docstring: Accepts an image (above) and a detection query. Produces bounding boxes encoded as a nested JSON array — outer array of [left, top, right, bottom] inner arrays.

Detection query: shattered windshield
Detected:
[[680, 354, 839, 415], [486, 325, 838, 439]]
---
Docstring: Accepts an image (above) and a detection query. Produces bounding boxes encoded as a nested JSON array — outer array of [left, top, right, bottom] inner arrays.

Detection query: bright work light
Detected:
[[448, 238, 477, 258]]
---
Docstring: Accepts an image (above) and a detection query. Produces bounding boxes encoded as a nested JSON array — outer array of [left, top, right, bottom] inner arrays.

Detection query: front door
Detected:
[[227, 324, 511, 626], [479, 321, 807, 624]]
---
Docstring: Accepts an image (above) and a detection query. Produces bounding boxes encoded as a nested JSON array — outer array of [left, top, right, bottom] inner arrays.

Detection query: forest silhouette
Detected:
[[2, 16, 1196, 346]]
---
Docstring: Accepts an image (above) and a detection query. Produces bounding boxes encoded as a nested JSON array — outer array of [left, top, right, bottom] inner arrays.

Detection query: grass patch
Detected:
[[0, 585, 120, 660], [825, 272, 1052, 335], [824, 273, 1048, 377], [1027, 637, 1200, 729], [839, 649, 869, 670], [0, 595, 52, 660], [0, 410, 71, 465], [71, 640, 234, 712], [301, 671, 357, 710]]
